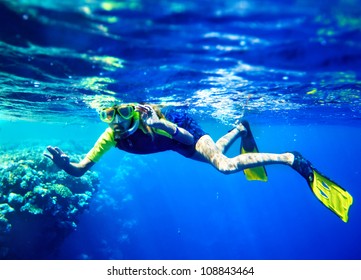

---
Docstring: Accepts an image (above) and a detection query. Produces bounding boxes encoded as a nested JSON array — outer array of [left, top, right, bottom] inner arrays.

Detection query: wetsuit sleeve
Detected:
[[85, 127, 116, 163]]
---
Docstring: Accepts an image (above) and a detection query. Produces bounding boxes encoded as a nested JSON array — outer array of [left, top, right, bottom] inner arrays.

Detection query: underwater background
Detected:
[[0, 0, 360, 260]]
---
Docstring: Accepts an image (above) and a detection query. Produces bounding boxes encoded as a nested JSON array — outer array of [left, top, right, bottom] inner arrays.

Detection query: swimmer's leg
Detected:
[[193, 135, 294, 174], [215, 122, 247, 153]]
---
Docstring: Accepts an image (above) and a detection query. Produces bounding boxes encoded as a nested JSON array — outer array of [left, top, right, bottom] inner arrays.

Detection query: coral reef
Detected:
[[0, 146, 99, 259]]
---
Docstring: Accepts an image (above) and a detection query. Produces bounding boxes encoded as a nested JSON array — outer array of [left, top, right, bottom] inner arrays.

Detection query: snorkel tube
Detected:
[[114, 111, 140, 140]]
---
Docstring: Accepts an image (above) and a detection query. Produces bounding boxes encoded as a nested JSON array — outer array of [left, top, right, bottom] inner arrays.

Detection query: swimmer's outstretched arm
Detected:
[[44, 146, 95, 177]]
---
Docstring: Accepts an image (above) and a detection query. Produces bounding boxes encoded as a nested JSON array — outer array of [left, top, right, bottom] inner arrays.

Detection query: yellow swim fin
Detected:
[[291, 152, 353, 222], [240, 121, 268, 182], [310, 169, 353, 223]]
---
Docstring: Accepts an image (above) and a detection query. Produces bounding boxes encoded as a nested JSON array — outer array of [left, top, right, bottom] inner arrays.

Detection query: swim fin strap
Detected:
[[309, 169, 353, 223], [240, 121, 268, 182]]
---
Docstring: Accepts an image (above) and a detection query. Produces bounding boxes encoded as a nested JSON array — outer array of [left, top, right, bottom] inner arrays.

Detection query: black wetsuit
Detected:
[[115, 111, 207, 158]]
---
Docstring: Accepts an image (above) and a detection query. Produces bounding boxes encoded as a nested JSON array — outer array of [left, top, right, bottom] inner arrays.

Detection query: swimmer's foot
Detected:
[[235, 121, 248, 138], [290, 151, 314, 183]]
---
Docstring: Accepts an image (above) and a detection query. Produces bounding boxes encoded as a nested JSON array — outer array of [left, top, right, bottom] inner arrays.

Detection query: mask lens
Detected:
[[100, 108, 116, 123], [117, 106, 134, 119]]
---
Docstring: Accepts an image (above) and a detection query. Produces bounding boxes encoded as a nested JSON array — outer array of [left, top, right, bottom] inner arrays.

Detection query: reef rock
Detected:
[[0, 146, 99, 259]]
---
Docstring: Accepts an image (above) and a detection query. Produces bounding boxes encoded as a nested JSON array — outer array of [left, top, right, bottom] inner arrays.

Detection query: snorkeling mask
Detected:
[[100, 105, 135, 123], [100, 104, 140, 139]]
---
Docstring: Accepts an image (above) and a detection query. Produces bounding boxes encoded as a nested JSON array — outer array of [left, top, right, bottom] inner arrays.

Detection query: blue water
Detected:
[[0, 0, 361, 260]]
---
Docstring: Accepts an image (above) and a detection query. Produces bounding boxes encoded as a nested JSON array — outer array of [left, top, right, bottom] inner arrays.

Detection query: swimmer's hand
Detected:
[[44, 146, 70, 169], [136, 104, 162, 128]]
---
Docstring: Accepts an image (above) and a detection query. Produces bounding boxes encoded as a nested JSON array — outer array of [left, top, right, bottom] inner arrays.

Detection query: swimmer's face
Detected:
[[110, 114, 131, 131]]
